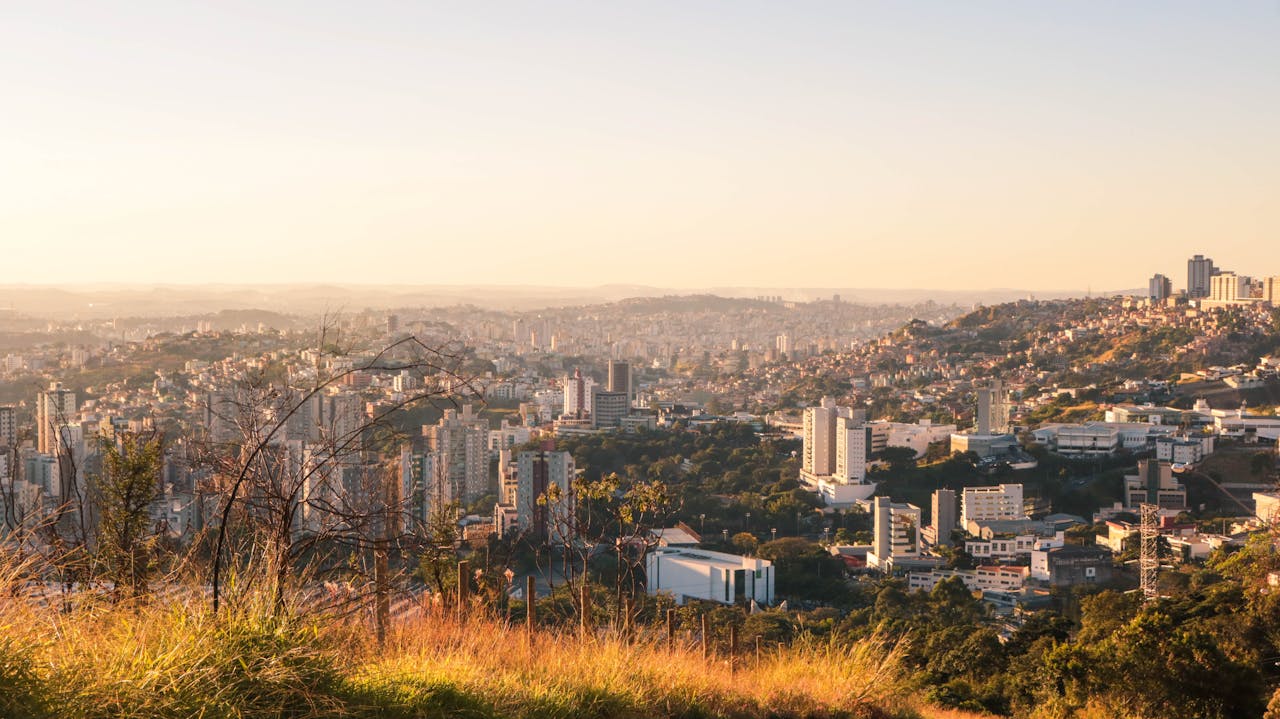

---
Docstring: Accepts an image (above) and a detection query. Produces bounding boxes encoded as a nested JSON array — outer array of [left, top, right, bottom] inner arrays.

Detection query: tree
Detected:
[[205, 329, 474, 615], [878, 446, 918, 471], [537, 471, 674, 626], [757, 537, 846, 600], [94, 431, 164, 599], [731, 531, 759, 555], [416, 500, 461, 598]]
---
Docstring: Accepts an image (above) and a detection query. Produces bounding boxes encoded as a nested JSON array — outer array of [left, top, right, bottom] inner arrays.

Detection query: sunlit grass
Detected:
[[0, 557, 963, 719]]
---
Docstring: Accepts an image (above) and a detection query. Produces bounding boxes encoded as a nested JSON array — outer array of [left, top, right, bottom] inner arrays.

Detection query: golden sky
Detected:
[[3, 2, 1278, 291]]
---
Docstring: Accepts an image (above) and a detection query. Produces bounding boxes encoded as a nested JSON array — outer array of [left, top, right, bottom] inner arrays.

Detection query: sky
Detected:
[[2, 1, 1278, 291]]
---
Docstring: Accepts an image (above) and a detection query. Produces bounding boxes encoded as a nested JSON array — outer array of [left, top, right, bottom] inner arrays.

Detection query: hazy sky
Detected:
[[3, 2, 1278, 291]]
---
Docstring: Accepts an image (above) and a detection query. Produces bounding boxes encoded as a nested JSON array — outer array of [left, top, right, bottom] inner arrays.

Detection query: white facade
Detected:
[[961, 484, 1024, 525], [561, 371, 595, 418], [907, 566, 1028, 593], [36, 382, 77, 454], [1033, 421, 1177, 455], [645, 547, 774, 606], [802, 401, 837, 477], [1255, 492, 1280, 524], [882, 420, 958, 458], [489, 420, 532, 452], [1154, 435, 1212, 464], [967, 531, 1063, 560], [870, 496, 921, 567], [834, 416, 871, 482]]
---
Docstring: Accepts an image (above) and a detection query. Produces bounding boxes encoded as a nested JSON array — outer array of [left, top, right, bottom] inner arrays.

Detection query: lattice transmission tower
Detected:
[[1139, 502, 1160, 602]]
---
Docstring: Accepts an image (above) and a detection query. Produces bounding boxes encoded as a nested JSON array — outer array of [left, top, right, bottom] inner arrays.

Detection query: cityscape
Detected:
[[4, 3, 1280, 719]]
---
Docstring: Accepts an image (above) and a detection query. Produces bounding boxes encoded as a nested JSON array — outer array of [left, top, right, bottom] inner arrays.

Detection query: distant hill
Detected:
[[0, 283, 1126, 319]]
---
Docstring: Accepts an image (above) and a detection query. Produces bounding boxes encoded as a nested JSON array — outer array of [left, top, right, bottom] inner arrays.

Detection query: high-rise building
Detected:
[[1187, 254, 1218, 299], [203, 390, 241, 444], [801, 398, 838, 480], [590, 387, 629, 429], [1148, 274, 1172, 302], [318, 390, 363, 444], [870, 496, 921, 569], [834, 416, 872, 482], [423, 404, 489, 502], [561, 369, 595, 419], [871, 497, 891, 563], [36, 382, 77, 454], [400, 445, 448, 527], [516, 445, 575, 544], [606, 360, 632, 409], [776, 334, 792, 356], [1209, 272, 1249, 304], [0, 405, 15, 448], [975, 380, 1009, 435], [1266, 276, 1280, 306], [931, 489, 957, 547]]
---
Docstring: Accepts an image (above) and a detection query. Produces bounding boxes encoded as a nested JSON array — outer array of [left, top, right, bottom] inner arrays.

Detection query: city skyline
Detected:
[[5, 2, 1279, 290]]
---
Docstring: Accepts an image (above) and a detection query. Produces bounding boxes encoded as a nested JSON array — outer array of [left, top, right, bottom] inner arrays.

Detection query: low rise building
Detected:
[[1030, 545, 1113, 587], [645, 547, 774, 606], [1123, 460, 1187, 511]]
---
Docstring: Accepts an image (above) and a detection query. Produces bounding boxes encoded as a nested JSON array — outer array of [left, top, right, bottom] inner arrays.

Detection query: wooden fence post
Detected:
[[374, 542, 389, 645], [701, 613, 710, 660], [526, 575, 536, 637], [457, 560, 469, 621], [729, 624, 738, 674], [755, 635, 762, 665], [666, 608, 676, 651]]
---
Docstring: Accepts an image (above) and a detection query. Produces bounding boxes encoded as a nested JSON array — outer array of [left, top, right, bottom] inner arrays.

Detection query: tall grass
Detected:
[[355, 613, 912, 719], [0, 562, 972, 719]]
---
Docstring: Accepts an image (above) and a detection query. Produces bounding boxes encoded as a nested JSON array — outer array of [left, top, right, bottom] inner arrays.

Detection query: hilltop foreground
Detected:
[[0, 587, 985, 719]]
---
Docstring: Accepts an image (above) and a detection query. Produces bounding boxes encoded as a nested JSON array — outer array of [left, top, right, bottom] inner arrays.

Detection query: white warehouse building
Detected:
[[645, 547, 774, 606]]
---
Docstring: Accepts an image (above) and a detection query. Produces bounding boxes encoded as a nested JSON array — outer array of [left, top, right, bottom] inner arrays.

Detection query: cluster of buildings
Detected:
[[1156, 254, 1280, 308], [835, 482, 1108, 609], [798, 396, 959, 506]]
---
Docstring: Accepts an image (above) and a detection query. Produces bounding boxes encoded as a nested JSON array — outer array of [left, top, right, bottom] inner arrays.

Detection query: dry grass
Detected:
[[355, 613, 912, 719], [0, 564, 931, 719]]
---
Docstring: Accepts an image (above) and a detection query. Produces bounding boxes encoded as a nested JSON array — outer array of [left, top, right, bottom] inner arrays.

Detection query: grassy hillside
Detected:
[[0, 576, 983, 719]]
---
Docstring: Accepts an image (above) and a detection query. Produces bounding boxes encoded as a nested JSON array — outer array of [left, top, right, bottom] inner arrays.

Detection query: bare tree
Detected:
[[203, 326, 476, 615]]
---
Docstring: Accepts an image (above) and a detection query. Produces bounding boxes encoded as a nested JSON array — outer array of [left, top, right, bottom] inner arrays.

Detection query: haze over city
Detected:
[[5, 1, 1278, 291], [5, 5, 1280, 719]]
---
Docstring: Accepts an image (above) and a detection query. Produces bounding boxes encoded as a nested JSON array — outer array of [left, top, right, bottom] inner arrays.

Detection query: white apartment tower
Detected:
[[834, 416, 872, 483], [562, 369, 595, 419], [1209, 272, 1250, 304], [871, 496, 921, 568], [801, 398, 838, 479], [36, 382, 77, 454]]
